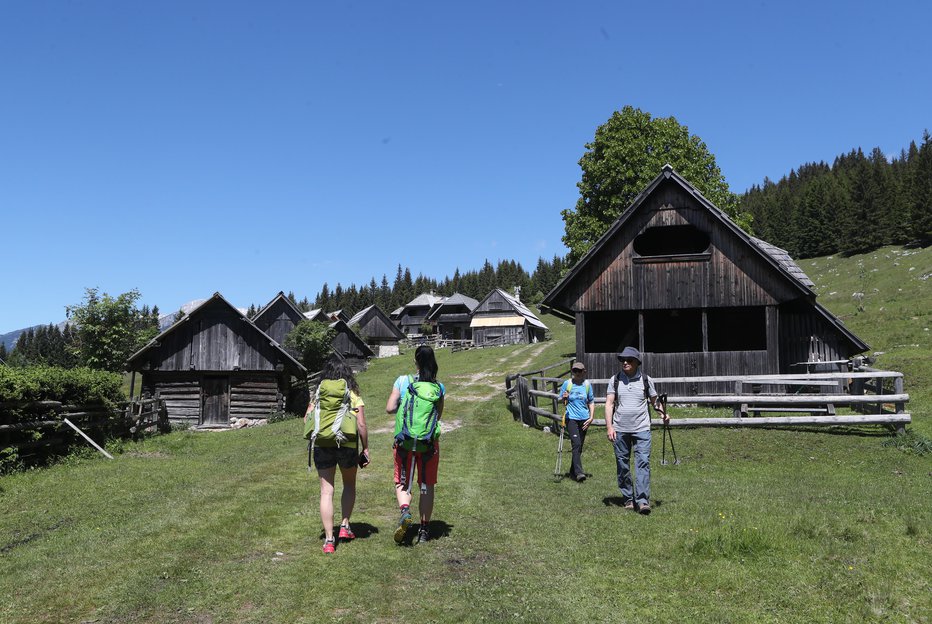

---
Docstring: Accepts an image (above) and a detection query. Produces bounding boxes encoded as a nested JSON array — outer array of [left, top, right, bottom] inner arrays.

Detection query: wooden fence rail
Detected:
[[506, 367, 911, 434]]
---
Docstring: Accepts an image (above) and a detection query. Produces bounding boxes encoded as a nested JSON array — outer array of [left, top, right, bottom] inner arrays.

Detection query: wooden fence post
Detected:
[[516, 376, 532, 426]]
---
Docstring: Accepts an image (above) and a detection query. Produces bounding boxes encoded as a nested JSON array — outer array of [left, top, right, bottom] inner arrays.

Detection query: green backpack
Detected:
[[393, 376, 443, 452], [304, 378, 356, 446]]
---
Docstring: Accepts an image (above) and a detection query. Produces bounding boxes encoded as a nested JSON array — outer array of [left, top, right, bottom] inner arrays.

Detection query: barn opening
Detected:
[[633, 224, 710, 257], [584, 311, 639, 353], [643, 309, 702, 353], [708, 307, 767, 351]]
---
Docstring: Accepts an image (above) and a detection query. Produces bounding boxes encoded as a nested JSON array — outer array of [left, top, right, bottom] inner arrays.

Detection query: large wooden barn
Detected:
[[541, 165, 869, 383], [470, 288, 549, 347], [426, 293, 479, 340], [347, 304, 406, 358], [126, 293, 306, 428]]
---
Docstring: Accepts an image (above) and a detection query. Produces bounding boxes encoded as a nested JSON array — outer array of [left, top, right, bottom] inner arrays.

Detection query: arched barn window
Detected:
[[633, 225, 711, 258]]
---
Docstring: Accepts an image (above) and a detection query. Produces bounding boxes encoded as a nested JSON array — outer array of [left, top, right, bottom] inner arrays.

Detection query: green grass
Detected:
[[1, 250, 930, 623]]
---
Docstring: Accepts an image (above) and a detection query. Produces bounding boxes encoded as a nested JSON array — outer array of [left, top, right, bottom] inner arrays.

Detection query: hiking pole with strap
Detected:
[[554, 410, 566, 479], [657, 394, 679, 466]]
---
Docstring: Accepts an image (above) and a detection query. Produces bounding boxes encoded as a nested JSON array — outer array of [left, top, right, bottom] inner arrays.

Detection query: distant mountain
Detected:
[[1, 321, 71, 351]]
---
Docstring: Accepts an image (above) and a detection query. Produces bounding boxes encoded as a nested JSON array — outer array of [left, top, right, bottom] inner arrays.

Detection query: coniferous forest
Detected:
[[741, 131, 932, 259]]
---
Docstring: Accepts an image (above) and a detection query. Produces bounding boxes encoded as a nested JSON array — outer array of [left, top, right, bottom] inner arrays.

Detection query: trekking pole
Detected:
[[554, 411, 566, 479], [657, 394, 679, 466]]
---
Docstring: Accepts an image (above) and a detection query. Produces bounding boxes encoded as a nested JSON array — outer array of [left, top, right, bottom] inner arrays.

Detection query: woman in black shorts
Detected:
[[307, 357, 369, 553]]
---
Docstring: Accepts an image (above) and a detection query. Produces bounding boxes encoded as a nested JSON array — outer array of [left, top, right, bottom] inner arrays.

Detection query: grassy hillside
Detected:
[[0, 248, 929, 623]]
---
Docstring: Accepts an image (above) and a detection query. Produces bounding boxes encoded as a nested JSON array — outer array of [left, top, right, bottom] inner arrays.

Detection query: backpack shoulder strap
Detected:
[[643, 375, 650, 400]]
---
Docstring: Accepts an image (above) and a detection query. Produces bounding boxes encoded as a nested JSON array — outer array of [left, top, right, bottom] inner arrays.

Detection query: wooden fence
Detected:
[[506, 363, 911, 434], [0, 398, 167, 466]]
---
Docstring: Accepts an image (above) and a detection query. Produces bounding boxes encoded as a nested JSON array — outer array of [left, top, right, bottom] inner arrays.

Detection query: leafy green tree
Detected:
[[283, 320, 336, 372], [563, 105, 749, 263], [66, 288, 152, 372]]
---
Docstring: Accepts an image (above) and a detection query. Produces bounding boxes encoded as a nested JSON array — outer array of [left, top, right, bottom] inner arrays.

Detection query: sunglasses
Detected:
[[620, 358, 638, 364]]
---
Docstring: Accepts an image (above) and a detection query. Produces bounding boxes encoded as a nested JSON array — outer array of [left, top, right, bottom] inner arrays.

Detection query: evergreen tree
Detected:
[[909, 131, 932, 242]]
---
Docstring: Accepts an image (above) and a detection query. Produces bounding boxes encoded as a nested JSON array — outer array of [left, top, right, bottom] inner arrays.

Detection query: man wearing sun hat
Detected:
[[604, 346, 667, 514]]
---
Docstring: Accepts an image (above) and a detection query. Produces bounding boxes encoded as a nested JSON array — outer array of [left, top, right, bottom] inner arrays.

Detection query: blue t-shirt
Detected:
[[394, 374, 446, 399], [559, 379, 594, 421]]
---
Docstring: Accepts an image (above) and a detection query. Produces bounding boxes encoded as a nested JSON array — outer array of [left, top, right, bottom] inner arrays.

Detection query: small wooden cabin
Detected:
[[541, 165, 869, 383], [328, 319, 375, 371], [396, 293, 445, 336], [470, 288, 549, 347], [426, 293, 479, 340], [347, 304, 405, 357], [126, 293, 306, 428], [252, 292, 305, 352]]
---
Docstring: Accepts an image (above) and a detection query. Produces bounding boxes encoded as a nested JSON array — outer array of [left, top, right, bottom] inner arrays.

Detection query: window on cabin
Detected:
[[583, 311, 639, 353], [488, 301, 504, 311], [708, 307, 766, 351], [633, 225, 710, 257], [643, 309, 702, 353]]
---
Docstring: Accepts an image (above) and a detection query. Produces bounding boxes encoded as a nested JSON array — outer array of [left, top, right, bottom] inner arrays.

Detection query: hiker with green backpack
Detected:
[[304, 356, 370, 554], [385, 345, 445, 546]]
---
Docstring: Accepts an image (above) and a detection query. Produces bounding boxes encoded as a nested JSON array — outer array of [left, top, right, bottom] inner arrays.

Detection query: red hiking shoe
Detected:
[[322, 539, 336, 554], [338, 525, 355, 541]]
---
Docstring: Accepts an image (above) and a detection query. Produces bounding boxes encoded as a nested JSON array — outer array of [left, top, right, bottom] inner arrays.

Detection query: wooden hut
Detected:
[[426, 293, 479, 340], [126, 293, 306, 428], [540, 165, 869, 383], [252, 292, 305, 351], [396, 293, 445, 336], [347, 304, 406, 358], [328, 319, 374, 370], [470, 288, 549, 347]]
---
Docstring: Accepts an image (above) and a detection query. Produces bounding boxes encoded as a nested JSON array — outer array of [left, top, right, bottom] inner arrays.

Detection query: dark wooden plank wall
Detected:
[[357, 310, 404, 342], [474, 325, 526, 347], [143, 373, 282, 425], [474, 291, 512, 314], [778, 304, 847, 372], [146, 303, 284, 372], [253, 299, 303, 345], [560, 182, 801, 313]]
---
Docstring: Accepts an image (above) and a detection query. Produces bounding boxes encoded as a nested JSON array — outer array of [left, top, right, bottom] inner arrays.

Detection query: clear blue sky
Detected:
[[1, 0, 929, 333]]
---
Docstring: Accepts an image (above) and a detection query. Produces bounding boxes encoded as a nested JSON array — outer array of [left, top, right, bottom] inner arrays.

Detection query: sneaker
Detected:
[[415, 527, 430, 545], [623, 501, 635, 511], [575, 473, 587, 482], [638, 502, 652, 515], [394, 508, 413, 544], [338, 525, 355, 541], [322, 538, 335, 554]]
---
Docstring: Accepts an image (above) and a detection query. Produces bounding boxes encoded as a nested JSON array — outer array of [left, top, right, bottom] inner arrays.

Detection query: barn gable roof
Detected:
[[127, 292, 306, 374], [347, 304, 406, 340], [253, 291, 306, 326], [329, 319, 375, 358], [426, 292, 479, 320], [541, 165, 866, 353], [544, 165, 819, 316], [474, 288, 548, 330]]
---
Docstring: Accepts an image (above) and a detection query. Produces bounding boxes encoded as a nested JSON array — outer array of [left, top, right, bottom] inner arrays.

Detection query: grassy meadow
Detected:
[[0, 246, 929, 623]]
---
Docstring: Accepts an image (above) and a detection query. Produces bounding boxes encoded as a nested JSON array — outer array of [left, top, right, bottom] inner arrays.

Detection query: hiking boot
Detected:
[[394, 508, 413, 544], [623, 501, 635, 511], [415, 527, 430, 545], [322, 538, 336, 554], [575, 473, 587, 482], [338, 525, 355, 541], [638, 502, 652, 515]]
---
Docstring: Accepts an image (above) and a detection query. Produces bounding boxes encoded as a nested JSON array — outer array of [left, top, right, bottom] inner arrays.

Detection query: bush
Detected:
[[0, 366, 124, 409], [283, 321, 336, 372]]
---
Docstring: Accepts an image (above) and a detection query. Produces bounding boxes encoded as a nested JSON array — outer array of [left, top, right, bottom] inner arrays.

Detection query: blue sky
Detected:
[[1, 0, 929, 333]]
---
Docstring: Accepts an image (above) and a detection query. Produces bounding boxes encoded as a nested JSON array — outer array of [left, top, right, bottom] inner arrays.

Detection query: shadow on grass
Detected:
[[602, 496, 665, 510], [317, 522, 380, 541]]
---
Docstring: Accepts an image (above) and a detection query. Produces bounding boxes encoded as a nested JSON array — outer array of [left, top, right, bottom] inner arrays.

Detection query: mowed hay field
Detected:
[[1, 245, 930, 624]]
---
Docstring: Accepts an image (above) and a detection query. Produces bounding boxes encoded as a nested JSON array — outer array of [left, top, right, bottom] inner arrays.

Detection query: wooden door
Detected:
[[201, 376, 230, 425]]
